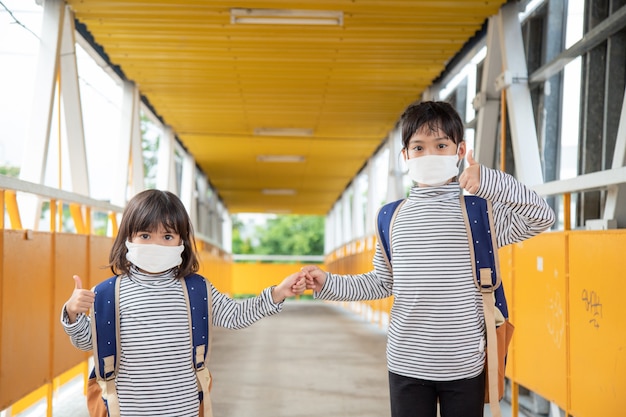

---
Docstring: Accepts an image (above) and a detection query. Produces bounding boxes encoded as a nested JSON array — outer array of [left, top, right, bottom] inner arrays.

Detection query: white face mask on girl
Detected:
[[125, 241, 184, 273], [406, 154, 460, 186]]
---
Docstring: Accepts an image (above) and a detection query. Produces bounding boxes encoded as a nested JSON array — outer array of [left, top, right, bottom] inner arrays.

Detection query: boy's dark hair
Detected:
[[399, 100, 465, 149], [108, 189, 200, 279]]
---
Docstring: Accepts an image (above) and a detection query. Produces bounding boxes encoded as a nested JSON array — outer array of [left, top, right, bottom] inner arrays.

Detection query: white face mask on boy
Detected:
[[125, 241, 184, 273], [406, 154, 460, 186]]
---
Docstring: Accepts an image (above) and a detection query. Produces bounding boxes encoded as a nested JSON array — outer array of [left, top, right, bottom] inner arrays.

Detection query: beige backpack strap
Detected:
[[460, 196, 502, 417], [199, 278, 213, 417], [480, 269, 501, 417]]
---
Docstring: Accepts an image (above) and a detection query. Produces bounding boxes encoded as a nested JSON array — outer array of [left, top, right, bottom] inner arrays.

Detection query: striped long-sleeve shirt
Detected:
[[316, 166, 555, 381], [61, 268, 282, 416]]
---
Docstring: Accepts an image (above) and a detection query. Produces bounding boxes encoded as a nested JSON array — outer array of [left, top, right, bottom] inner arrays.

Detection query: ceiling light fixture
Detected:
[[231, 8, 343, 26], [261, 189, 297, 196], [257, 155, 305, 163], [254, 127, 314, 137]]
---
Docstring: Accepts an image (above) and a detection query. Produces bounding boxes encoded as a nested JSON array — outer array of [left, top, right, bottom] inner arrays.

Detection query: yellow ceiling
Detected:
[[65, 0, 507, 215]]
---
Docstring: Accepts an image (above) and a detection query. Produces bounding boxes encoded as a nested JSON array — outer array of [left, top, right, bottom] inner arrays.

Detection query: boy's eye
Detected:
[[438, 143, 448, 149], [411, 146, 422, 151]]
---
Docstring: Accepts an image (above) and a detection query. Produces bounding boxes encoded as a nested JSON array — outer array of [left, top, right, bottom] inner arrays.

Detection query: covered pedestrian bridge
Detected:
[[1, 0, 625, 416]]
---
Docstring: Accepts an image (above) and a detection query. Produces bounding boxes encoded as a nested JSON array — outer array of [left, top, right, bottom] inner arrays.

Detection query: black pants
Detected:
[[388, 370, 485, 417]]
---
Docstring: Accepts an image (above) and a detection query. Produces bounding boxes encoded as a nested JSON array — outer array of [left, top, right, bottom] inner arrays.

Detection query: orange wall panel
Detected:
[[53, 233, 90, 377], [0, 230, 53, 409], [88, 235, 115, 288]]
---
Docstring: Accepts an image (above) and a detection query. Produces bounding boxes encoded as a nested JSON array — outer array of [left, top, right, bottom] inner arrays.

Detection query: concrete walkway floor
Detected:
[[210, 300, 391, 417], [13, 299, 521, 416]]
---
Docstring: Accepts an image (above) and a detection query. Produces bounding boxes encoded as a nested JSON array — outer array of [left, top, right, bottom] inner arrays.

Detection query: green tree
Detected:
[[231, 215, 256, 254], [255, 215, 324, 256], [0, 165, 20, 177], [140, 112, 160, 189]]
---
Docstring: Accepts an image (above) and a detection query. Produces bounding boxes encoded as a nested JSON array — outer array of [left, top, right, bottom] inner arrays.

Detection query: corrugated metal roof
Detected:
[[65, 0, 507, 214]]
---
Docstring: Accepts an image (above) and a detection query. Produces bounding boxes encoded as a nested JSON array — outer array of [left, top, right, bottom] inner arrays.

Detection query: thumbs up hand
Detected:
[[64, 275, 95, 324], [458, 150, 482, 195]]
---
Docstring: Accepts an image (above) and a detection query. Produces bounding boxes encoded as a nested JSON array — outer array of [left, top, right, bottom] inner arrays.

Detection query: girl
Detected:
[[303, 100, 555, 417], [61, 189, 306, 416]]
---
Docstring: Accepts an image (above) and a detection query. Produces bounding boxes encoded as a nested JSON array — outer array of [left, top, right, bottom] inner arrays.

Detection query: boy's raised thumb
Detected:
[[73, 275, 83, 290]]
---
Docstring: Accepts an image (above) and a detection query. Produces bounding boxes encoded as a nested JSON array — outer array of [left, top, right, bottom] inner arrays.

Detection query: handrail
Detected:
[[0, 175, 124, 213], [531, 166, 626, 195]]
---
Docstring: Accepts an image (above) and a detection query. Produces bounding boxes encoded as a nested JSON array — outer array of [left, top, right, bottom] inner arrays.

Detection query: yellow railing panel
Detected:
[[231, 262, 309, 296], [509, 233, 568, 408], [568, 230, 626, 417]]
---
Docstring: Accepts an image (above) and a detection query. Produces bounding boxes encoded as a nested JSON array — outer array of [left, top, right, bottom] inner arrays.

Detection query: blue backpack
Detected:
[[375, 195, 514, 410], [88, 273, 213, 417]]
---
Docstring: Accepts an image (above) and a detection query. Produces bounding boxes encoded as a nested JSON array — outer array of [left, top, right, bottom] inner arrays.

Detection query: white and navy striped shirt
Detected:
[[62, 267, 282, 416], [316, 166, 555, 381]]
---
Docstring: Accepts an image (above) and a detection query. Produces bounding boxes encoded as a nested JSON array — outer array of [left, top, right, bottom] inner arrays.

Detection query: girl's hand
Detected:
[[272, 272, 307, 303], [65, 275, 95, 323]]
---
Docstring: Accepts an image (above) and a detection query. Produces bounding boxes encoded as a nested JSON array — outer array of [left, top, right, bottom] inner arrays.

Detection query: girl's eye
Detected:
[[138, 233, 150, 240], [164, 235, 174, 241]]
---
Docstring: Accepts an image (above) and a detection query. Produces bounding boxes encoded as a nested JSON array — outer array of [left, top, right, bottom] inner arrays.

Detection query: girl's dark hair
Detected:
[[108, 189, 199, 279], [399, 100, 465, 149]]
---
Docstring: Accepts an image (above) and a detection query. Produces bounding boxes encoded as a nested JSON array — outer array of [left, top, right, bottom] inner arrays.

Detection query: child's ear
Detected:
[[457, 142, 467, 159]]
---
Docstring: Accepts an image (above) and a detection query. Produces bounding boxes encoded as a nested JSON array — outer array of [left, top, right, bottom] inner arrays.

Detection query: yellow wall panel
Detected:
[[568, 231, 626, 417], [0, 230, 53, 409], [509, 232, 568, 407], [510, 233, 567, 408], [197, 244, 232, 295], [231, 263, 305, 296]]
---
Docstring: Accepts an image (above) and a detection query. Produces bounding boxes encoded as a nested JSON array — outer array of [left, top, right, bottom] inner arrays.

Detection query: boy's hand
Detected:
[[459, 149, 481, 194], [65, 275, 95, 323], [301, 265, 327, 292], [272, 272, 307, 303]]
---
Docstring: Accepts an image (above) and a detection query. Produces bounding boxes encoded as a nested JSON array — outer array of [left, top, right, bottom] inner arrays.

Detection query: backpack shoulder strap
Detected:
[[460, 195, 508, 415], [90, 275, 121, 416], [461, 195, 501, 291], [375, 199, 405, 272], [182, 274, 214, 417]]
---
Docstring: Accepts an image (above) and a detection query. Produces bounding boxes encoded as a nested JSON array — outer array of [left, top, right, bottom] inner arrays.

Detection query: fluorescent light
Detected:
[[261, 189, 297, 195], [254, 127, 313, 137], [231, 8, 343, 26], [257, 155, 305, 163]]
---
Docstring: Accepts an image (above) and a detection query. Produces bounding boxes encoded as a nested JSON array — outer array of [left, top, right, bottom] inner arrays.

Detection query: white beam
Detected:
[[60, 6, 89, 196], [365, 159, 378, 236], [473, 16, 501, 168], [129, 87, 144, 198], [352, 175, 365, 239], [498, 2, 544, 186], [180, 152, 196, 223], [111, 81, 136, 206], [20, 0, 64, 185], [342, 192, 352, 244], [386, 128, 404, 202], [156, 126, 177, 192], [603, 86, 626, 222]]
